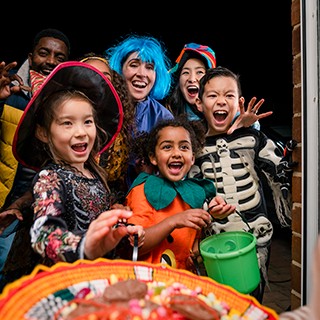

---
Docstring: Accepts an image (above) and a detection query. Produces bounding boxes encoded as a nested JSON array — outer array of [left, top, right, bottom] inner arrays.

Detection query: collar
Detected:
[[130, 172, 216, 210]]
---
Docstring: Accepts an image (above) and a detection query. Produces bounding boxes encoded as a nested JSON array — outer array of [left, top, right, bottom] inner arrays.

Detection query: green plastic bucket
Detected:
[[200, 231, 260, 294]]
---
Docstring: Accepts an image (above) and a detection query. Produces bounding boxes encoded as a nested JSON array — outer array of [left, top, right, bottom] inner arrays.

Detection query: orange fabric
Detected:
[[126, 183, 197, 270]]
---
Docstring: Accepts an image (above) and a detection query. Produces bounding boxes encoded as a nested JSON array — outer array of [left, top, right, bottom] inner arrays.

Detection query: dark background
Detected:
[[1, 1, 292, 138]]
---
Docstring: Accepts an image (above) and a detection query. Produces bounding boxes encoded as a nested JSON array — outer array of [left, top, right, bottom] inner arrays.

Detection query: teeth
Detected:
[[132, 81, 146, 88], [169, 163, 182, 167]]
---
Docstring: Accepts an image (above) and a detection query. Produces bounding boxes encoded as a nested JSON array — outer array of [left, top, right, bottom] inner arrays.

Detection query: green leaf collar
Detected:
[[129, 172, 216, 210]]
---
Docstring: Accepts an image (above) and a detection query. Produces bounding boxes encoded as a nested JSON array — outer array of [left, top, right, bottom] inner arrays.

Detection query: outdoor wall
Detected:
[[291, 0, 302, 309]]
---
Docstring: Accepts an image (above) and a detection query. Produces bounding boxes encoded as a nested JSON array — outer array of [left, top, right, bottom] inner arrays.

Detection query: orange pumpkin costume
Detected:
[[125, 172, 216, 270]]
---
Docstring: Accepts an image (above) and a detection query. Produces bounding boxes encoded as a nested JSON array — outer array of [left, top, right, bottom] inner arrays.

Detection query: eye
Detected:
[[181, 144, 191, 150], [130, 61, 139, 68], [56, 56, 66, 63], [146, 63, 154, 70], [196, 70, 205, 76], [85, 119, 94, 125], [38, 49, 49, 57]]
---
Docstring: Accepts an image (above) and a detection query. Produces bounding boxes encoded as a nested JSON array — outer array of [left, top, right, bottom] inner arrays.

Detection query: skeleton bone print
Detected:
[[189, 128, 291, 276], [210, 136, 261, 211], [189, 128, 292, 296]]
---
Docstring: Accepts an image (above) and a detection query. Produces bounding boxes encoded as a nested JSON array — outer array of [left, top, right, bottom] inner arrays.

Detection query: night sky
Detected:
[[1, 1, 292, 137]]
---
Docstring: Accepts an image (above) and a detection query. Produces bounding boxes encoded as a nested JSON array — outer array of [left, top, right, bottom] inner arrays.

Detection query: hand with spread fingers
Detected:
[[227, 97, 273, 134], [0, 61, 31, 99]]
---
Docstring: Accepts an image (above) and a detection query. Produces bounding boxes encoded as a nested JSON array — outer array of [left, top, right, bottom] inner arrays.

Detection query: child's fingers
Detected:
[[257, 111, 273, 119]]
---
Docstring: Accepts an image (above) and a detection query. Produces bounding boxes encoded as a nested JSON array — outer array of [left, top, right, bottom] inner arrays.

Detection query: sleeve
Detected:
[[30, 169, 83, 263], [256, 132, 292, 226], [275, 139, 298, 199], [125, 184, 155, 228], [279, 306, 313, 320]]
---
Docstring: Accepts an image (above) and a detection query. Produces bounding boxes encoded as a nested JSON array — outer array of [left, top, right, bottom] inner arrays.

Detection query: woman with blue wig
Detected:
[[105, 34, 174, 187], [105, 34, 173, 133]]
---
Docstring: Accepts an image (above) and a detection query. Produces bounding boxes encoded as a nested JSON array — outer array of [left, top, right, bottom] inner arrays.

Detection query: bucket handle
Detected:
[[208, 206, 253, 233], [234, 209, 253, 233]]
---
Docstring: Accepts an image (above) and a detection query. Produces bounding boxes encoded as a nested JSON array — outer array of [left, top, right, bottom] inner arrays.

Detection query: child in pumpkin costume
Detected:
[[125, 115, 235, 272]]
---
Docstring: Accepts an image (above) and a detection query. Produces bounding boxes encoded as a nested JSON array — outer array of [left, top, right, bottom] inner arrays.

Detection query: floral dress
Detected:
[[30, 163, 116, 265]]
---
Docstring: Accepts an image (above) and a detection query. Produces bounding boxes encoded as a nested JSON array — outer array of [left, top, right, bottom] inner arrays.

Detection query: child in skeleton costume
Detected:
[[189, 66, 292, 302]]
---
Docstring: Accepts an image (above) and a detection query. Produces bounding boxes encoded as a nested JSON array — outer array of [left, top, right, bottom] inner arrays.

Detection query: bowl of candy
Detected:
[[0, 258, 278, 320]]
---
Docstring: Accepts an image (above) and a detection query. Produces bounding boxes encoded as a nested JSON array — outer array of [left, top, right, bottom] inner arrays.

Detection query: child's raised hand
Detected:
[[0, 61, 31, 99], [227, 97, 273, 134], [208, 196, 236, 220]]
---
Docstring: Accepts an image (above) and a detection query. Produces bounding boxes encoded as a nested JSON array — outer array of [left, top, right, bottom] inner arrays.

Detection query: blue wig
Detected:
[[105, 35, 172, 100]]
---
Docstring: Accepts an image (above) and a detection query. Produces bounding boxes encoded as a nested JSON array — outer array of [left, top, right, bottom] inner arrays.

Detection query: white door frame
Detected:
[[301, 0, 320, 304]]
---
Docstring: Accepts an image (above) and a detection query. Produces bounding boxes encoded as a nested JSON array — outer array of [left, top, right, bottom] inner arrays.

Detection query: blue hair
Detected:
[[105, 35, 172, 100]]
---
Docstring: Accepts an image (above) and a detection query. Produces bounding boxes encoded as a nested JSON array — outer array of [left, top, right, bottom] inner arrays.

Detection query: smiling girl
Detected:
[[125, 115, 235, 272], [12, 62, 144, 269]]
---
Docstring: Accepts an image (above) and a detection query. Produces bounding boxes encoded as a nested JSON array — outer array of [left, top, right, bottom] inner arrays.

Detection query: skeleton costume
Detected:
[[189, 127, 292, 299]]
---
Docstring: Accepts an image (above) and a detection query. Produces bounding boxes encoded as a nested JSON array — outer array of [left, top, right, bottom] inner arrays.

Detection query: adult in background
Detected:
[[105, 34, 174, 188], [166, 43, 217, 121], [79, 53, 135, 200]]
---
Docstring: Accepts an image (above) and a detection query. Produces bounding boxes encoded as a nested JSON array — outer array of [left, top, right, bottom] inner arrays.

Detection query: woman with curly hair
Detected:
[[80, 53, 136, 199]]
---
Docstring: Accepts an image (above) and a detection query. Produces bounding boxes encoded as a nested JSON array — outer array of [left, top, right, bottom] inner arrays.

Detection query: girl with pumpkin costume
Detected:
[[125, 115, 235, 272]]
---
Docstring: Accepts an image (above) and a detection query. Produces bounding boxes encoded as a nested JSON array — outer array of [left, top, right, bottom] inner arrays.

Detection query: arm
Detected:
[[0, 190, 33, 235], [83, 209, 145, 260], [126, 185, 211, 255], [30, 170, 83, 263], [256, 131, 292, 226], [139, 208, 211, 255], [276, 139, 298, 198], [30, 169, 144, 263]]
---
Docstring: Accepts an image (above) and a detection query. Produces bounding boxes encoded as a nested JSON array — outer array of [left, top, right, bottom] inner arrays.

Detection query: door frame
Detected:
[[301, 0, 320, 304]]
